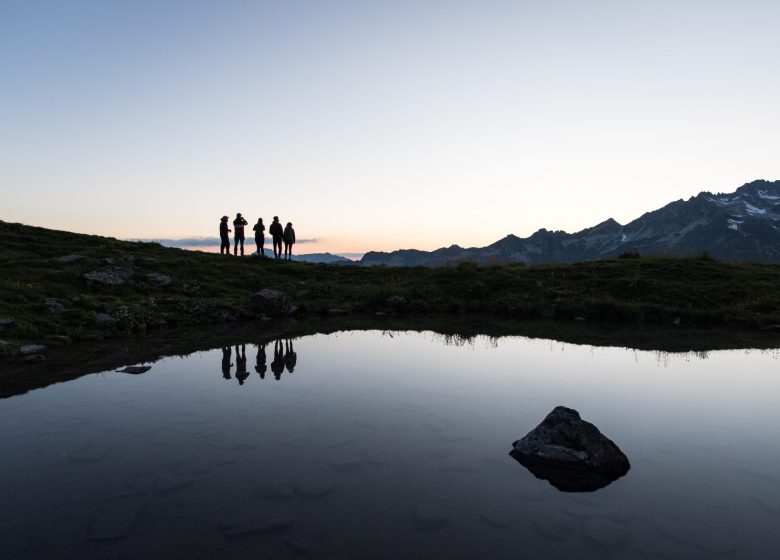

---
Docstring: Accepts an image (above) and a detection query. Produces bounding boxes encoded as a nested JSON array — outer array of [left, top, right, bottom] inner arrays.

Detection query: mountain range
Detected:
[[360, 180, 780, 266]]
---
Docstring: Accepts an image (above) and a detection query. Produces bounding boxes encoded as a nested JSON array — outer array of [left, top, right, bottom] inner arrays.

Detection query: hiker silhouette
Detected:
[[253, 218, 266, 257], [269, 216, 283, 259], [233, 213, 248, 256], [283, 222, 296, 261], [219, 216, 231, 255]]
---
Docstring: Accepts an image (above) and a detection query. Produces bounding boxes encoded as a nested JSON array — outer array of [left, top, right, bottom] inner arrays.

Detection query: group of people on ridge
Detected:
[[220, 213, 296, 260]]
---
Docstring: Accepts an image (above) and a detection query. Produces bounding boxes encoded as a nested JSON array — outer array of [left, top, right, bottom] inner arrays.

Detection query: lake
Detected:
[[1, 329, 779, 559]]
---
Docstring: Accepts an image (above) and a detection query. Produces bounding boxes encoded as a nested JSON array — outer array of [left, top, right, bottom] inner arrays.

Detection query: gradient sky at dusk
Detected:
[[2, 0, 779, 255]]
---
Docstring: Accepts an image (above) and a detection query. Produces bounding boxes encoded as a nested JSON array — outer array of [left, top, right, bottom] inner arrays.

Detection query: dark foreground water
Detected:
[[1, 330, 779, 559]]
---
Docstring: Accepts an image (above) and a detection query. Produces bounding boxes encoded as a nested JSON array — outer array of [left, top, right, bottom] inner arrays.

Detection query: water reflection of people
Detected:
[[284, 339, 297, 373], [271, 340, 285, 380], [235, 344, 249, 385], [255, 343, 267, 379], [221, 346, 232, 379]]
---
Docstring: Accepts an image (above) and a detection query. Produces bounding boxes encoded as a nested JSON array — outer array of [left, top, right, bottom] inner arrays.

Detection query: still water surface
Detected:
[[1, 330, 779, 559]]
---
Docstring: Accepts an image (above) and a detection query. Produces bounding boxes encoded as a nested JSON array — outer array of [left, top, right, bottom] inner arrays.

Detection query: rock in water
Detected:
[[509, 406, 630, 492]]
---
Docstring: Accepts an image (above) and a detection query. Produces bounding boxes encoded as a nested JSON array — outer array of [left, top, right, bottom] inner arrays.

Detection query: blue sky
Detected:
[[1, 0, 779, 254]]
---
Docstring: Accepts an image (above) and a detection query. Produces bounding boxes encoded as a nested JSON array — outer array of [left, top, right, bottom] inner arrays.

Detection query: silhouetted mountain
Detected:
[[293, 253, 356, 264], [360, 180, 780, 266]]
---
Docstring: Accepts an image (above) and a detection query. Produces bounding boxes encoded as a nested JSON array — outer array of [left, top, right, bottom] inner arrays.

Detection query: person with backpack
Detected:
[[269, 216, 283, 259], [219, 216, 232, 255], [233, 213, 248, 256], [283, 222, 296, 260], [253, 217, 266, 257]]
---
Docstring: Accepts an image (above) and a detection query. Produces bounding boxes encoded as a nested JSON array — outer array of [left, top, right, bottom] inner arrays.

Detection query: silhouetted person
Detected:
[[283, 222, 296, 261], [253, 218, 266, 257], [235, 344, 249, 385], [269, 216, 283, 259], [271, 339, 285, 380], [255, 343, 267, 379], [284, 339, 297, 372], [233, 213, 248, 256], [221, 346, 233, 379], [219, 216, 232, 255]]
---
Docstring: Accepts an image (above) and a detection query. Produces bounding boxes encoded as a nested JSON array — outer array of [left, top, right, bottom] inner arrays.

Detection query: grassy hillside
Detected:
[[1, 220, 780, 356]]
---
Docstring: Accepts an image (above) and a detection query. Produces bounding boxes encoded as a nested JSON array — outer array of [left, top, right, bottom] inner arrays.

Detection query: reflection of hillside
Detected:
[[3, 316, 779, 398]]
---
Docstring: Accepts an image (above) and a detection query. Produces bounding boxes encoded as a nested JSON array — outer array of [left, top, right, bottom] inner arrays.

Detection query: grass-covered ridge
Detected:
[[1, 220, 780, 355]]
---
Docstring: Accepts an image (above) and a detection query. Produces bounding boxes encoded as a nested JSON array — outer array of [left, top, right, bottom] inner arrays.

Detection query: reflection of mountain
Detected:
[[360, 180, 780, 266]]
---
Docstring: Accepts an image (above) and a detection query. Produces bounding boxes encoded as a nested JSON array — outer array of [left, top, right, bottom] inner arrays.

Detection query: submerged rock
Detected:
[[510, 406, 630, 492]]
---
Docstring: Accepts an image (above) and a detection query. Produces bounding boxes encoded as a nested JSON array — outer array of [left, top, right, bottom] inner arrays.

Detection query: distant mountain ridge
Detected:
[[293, 252, 355, 264], [360, 180, 780, 266]]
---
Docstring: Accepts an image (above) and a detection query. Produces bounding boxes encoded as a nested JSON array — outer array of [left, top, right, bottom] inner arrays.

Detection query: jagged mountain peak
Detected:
[[358, 180, 780, 266]]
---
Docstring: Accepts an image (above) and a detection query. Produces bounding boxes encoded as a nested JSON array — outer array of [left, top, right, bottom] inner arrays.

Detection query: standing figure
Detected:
[[269, 216, 283, 259], [219, 216, 231, 255], [233, 213, 248, 256], [235, 344, 249, 385], [253, 218, 266, 257], [283, 222, 296, 261]]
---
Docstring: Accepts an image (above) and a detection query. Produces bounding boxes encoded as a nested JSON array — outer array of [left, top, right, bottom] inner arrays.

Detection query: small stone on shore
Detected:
[[19, 344, 47, 355], [57, 254, 84, 264]]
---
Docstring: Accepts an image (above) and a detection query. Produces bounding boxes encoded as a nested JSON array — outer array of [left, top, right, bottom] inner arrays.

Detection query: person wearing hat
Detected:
[[219, 216, 231, 255], [233, 212, 248, 256], [269, 216, 283, 259]]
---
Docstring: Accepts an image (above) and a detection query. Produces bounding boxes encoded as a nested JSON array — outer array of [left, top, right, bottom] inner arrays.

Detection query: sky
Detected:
[[1, 0, 779, 256]]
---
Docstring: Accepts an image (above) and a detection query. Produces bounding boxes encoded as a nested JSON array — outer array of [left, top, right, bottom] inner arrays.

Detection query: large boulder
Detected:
[[509, 406, 630, 492], [44, 297, 65, 314], [145, 273, 172, 287], [57, 254, 84, 264], [84, 267, 134, 286], [250, 289, 288, 315]]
